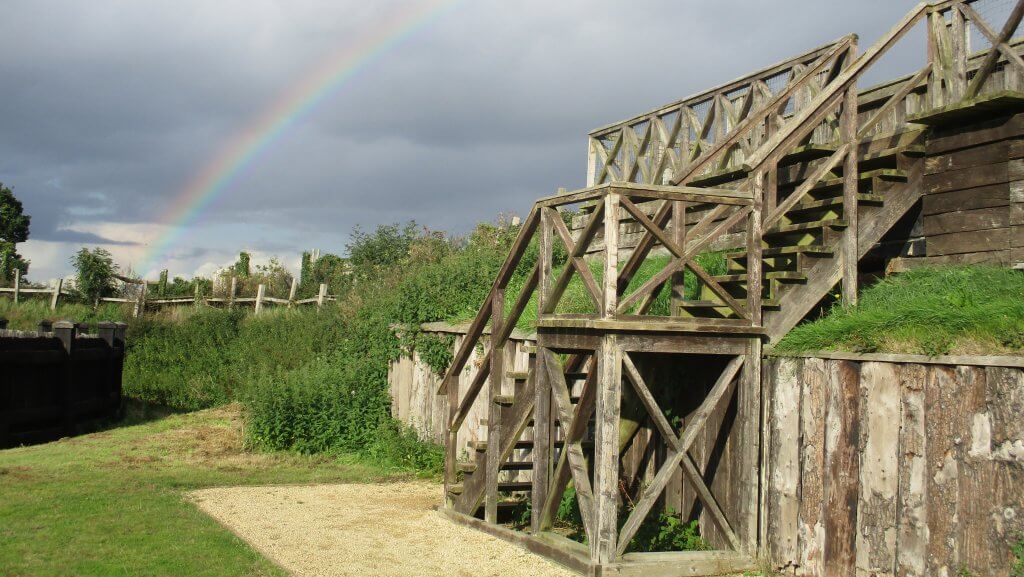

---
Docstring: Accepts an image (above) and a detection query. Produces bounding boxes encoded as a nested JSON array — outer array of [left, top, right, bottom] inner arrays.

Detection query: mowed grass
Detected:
[[0, 405, 407, 577], [774, 266, 1024, 355]]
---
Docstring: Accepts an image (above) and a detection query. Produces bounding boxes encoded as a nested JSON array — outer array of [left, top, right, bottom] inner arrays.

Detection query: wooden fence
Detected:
[[105, 277, 336, 318], [0, 269, 336, 317], [0, 319, 127, 448]]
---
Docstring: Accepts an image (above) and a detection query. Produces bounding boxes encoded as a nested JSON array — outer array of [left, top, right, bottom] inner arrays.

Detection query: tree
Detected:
[[0, 183, 31, 284], [71, 247, 118, 304], [347, 222, 419, 277]]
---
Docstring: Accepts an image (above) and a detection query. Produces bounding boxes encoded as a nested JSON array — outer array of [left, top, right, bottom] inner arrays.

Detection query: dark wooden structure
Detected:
[[0, 320, 127, 448], [438, 1, 1024, 575]]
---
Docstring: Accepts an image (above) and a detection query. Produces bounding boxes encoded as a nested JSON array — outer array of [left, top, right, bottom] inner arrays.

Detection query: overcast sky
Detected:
[[2, 0, 921, 281]]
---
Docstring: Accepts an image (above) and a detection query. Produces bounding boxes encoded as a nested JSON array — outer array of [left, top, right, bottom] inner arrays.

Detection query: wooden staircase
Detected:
[[437, 2, 1024, 574]]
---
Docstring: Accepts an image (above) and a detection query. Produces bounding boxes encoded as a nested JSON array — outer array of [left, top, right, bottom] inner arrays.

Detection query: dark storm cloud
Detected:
[[0, 0, 919, 278]]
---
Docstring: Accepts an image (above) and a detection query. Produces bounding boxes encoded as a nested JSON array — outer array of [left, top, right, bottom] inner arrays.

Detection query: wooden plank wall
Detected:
[[388, 330, 534, 448], [919, 112, 1024, 267], [764, 356, 1024, 577]]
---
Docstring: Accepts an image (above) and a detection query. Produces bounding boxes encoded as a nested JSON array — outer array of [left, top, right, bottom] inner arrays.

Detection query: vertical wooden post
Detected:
[[927, 11, 942, 110], [740, 339, 763, 556], [486, 288, 505, 524], [228, 276, 237, 309], [603, 192, 620, 318], [194, 283, 201, 308], [96, 321, 118, 415], [133, 282, 147, 318], [317, 283, 328, 309], [587, 138, 598, 187], [50, 279, 63, 311], [950, 5, 967, 100], [748, 171, 764, 326], [531, 348, 553, 534], [53, 320, 77, 436], [13, 269, 19, 304], [592, 334, 621, 563], [670, 199, 687, 315], [842, 83, 859, 306], [255, 284, 266, 315], [287, 277, 298, 309], [538, 208, 553, 314]]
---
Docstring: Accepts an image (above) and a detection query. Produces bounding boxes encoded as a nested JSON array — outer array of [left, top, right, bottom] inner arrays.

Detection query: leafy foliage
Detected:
[[71, 247, 118, 303], [0, 182, 31, 284]]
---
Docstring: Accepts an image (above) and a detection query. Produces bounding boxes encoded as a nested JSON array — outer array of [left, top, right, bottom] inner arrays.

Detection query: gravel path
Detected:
[[189, 482, 575, 577]]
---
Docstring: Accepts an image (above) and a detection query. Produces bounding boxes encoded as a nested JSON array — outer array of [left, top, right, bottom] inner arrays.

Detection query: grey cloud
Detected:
[[1, 0, 922, 279]]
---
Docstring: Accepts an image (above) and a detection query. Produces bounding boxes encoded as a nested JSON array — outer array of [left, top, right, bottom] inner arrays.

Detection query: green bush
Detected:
[[1012, 535, 1024, 577]]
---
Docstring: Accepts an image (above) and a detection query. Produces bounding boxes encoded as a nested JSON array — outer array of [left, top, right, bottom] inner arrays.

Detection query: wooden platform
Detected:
[[908, 90, 1024, 126]]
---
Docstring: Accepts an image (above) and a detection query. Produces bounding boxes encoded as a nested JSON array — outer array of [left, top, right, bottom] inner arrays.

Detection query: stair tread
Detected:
[[506, 371, 530, 380], [677, 299, 780, 308], [713, 271, 808, 282], [766, 218, 848, 235], [498, 481, 533, 491], [804, 168, 907, 192], [782, 193, 884, 213], [725, 245, 833, 259], [779, 143, 839, 164], [688, 166, 749, 187]]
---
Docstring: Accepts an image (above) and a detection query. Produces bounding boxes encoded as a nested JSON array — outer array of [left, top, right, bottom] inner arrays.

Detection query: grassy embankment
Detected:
[[775, 265, 1024, 356], [0, 405, 405, 577]]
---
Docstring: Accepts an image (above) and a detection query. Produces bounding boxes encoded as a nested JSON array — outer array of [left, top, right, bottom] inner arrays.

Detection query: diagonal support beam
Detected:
[[542, 349, 597, 540], [615, 356, 744, 557], [544, 208, 603, 311]]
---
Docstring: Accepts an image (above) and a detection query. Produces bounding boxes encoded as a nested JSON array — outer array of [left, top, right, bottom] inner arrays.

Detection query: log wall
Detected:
[[764, 354, 1024, 577]]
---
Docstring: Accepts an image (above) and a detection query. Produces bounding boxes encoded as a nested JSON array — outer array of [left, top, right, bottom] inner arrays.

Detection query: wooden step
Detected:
[[763, 219, 848, 246], [688, 166, 749, 187], [448, 483, 464, 495], [860, 144, 925, 165], [799, 168, 908, 196], [498, 481, 533, 493], [522, 344, 537, 354], [781, 193, 884, 218], [713, 271, 807, 283], [506, 371, 530, 381], [457, 460, 534, 474], [493, 395, 516, 406], [725, 245, 834, 260], [779, 143, 839, 166], [469, 439, 582, 452]]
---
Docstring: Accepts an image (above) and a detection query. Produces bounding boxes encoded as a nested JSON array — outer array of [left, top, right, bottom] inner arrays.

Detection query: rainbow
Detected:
[[138, 0, 463, 276]]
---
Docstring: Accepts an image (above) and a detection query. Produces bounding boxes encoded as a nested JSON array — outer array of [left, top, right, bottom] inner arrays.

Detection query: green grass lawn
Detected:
[[0, 405, 410, 577]]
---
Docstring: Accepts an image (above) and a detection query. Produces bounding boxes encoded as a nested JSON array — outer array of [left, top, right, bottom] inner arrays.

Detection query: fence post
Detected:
[[255, 284, 266, 315], [317, 283, 327, 309], [194, 283, 201, 309], [288, 277, 298, 309], [228, 276, 237, 309], [13, 269, 19, 304], [96, 321, 123, 418], [133, 282, 147, 318], [53, 320, 77, 436], [50, 278, 63, 310]]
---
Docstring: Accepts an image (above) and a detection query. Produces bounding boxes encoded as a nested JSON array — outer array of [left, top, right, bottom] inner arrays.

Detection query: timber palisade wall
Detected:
[[0, 320, 127, 448], [763, 353, 1024, 577], [389, 323, 535, 448]]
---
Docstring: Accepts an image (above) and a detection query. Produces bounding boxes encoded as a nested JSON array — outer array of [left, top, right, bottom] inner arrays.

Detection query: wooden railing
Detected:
[[587, 36, 856, 188]]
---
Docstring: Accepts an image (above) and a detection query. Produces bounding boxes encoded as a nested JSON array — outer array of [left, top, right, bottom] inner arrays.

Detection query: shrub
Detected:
[[71, 247, 118, 304]]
